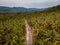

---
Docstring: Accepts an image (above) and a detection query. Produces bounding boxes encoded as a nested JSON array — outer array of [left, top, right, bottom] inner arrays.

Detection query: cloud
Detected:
[[26, 0, 59, 8], [0, 0, 60, 8]]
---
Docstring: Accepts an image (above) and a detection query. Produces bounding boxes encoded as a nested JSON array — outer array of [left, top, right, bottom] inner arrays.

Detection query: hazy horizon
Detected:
[[0, 0, 60, 8]]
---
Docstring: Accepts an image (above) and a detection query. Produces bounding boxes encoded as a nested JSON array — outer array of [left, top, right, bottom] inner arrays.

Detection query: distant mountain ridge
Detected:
[[0, 5, 60, 13], [0, 6, 45, 13]]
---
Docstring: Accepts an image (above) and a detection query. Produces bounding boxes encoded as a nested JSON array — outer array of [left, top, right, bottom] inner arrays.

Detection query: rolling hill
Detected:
[[0, 5, 60, 45], [0, 6, 45, 13]]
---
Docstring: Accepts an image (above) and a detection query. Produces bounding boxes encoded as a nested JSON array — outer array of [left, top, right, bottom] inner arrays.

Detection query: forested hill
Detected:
[[0, 6, 45, 13], [0, 5, 60, 45], [43, 5, 60, 12], [0, 5, 60, 13], [25, 5, 60, 14]]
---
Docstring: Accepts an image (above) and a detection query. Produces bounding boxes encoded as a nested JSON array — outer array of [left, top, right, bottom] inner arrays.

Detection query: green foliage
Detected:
[[0, 6, 60, 45], [28, 12, 60, 45], [0, 14, 26, 45]]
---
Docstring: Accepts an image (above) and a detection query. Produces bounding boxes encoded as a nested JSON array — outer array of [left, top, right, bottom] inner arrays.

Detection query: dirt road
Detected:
[[25, 19, 33, 45]]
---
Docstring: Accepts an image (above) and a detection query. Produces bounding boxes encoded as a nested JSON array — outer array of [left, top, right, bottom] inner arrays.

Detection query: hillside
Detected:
[[0, 6, 45, 13], [0, 5, 60, 45], [44, 5, 60, 12]]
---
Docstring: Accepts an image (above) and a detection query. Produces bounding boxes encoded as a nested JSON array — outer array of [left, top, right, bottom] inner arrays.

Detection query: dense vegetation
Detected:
[[0, 5, 60, 45]]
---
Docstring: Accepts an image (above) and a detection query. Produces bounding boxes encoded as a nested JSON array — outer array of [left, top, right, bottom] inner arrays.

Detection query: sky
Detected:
[[0, 0, 60, 8]]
